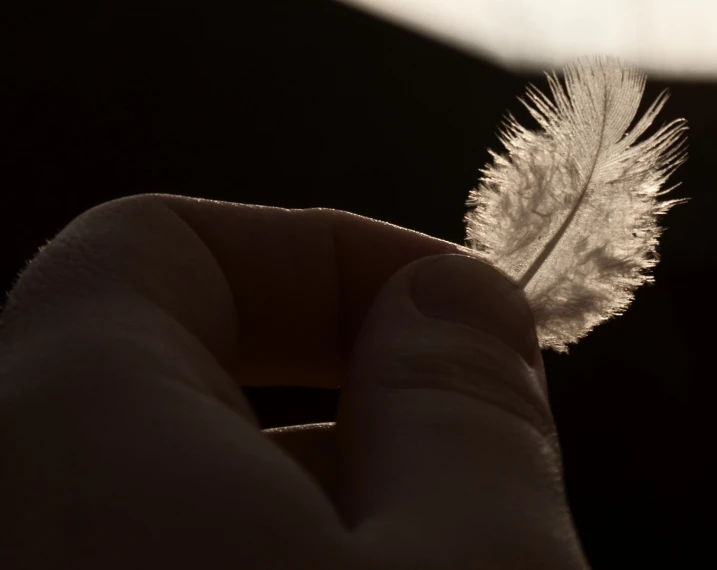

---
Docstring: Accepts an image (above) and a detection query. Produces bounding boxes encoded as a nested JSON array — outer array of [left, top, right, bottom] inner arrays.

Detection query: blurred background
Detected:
[[0, 1, 714, 568], [338, 0, 717, 78]]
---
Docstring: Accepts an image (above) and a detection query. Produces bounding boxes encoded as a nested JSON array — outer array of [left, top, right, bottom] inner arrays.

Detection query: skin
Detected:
[[0, 194, 590, 569]]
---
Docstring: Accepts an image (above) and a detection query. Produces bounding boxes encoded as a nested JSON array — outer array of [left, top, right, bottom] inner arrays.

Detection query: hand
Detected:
[[0, 194, 589, 569]]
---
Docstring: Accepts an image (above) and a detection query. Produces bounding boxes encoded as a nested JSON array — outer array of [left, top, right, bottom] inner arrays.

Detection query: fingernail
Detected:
[[410, 254, 539, 366]]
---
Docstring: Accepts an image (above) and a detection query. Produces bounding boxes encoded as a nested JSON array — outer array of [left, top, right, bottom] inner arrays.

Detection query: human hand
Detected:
[[0, 194, 590, 569]]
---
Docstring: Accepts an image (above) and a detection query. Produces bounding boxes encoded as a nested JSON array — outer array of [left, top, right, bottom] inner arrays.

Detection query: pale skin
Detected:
[[0, 194, 591, 569]]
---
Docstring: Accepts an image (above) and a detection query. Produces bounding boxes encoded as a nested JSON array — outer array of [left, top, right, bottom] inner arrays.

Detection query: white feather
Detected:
[[465, 55, 688, 353]]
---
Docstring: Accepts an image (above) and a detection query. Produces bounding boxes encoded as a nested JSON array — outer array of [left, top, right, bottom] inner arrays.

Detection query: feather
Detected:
[[464, 55, 688, 353]]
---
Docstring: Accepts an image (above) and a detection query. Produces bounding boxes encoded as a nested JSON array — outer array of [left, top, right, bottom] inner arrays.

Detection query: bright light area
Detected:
[[335, 0, 717, 78]]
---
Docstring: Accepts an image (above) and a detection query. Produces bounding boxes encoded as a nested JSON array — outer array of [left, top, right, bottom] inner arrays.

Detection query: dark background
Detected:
[[1, 1, 714, 568]]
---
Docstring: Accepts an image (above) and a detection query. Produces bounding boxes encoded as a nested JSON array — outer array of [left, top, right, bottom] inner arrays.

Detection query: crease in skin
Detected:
[[152, 196, 239, 316], [370, 314, 554, 439], [382, 365, 555, 442], [85, 197, 251, 416]]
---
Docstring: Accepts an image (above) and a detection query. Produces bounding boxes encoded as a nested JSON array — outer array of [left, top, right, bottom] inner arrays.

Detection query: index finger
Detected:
[[6, 193, 466, 390], [153, 194, 466, 388]]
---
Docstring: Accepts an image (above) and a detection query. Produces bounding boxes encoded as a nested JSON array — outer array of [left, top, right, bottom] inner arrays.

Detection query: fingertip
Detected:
[[410, 254, 540, 368]]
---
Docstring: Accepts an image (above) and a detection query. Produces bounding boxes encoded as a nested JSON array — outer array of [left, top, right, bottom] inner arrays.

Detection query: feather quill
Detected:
[[465, 55, 688, 353]]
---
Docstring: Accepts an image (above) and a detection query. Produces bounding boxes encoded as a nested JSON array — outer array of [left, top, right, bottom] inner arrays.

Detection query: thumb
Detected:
[[337, 254, 589, 569]]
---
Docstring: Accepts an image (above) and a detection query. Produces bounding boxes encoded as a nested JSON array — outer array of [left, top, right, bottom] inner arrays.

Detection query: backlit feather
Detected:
[[465, 55, 688, 353]]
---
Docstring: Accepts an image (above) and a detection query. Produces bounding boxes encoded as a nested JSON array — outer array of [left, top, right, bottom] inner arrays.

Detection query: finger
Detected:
[[148, 195, 464, 388], [337, 254, 590, 568], [2, 193, 464, 390]]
